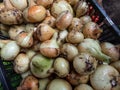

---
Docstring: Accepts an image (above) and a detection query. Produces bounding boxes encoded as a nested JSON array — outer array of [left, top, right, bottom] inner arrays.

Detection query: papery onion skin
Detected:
[[54, 57, 70, 78], [82, 22, 103, 39], [56, 10, 73, 30], [14, 53, 30, 74], [1, 41, 20, 61], [47, 79, 72, 90], [90, 65, 120, 90], [17, 75, 39, 90], [51, 0, 74, 18], [74, 84, 94, 90]]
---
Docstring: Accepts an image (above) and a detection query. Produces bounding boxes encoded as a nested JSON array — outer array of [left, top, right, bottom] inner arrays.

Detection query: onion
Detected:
[[110, 61, 120, 73], [60, 43, 78, 62], [79, 15, 92, 25], [54, 57, 70, 78], [82, 22, 103, 39], [14, 53, 30, 74], [40, 32, 60, 58], [16, 31, 34, 48], [8, 25, 25, 40], [25, 23, 37, 32], [17, 75, 39, 90], [39, 78, 50, 90], [73, 53, 97, 75], [74, 0, 88, 17], [30, 54, 54, 78], [90, 65, 120, 90], [55, 10, 73, 30], [23, 0, 46, 23], [0, 39, 12, 48], [47, 79, 72, 90], [21, 71, 32, 79], [51, 0, 74, 18], [26, 50, 36, 60], [42, 10, 56, 27], [66, 70, 89, 86], [65, 0, 79, 6], [100, 42, 119, 62], [9, 0, 27, 10], [68, 18, 83, 31], [0, 0, 23, 25], [34, 23, 56, 42], [66, 30, 84, 44], [57, 30, 68, 46], [0, 41, 20, 61], [36, 0, 53, 8], [74, 84, 93, 90]]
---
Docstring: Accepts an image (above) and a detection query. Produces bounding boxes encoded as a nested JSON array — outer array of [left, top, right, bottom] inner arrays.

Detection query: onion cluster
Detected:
[[0, 0, 120, 90]]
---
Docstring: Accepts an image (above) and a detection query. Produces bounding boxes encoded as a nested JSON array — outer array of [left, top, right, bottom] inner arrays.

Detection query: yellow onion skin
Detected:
[[56, 11, 73, 30], [82, 22, 103, 39]]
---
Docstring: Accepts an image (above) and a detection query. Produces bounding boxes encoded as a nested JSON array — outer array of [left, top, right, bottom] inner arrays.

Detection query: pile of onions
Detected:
[[0, 0, 120, 90]]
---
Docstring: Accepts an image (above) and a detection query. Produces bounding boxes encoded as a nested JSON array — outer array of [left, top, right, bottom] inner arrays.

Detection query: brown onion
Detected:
[[56, 10, 73, 30], [82, 22, 103, 39]]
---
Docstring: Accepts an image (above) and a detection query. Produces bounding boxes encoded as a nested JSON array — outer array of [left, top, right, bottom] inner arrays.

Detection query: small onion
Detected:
[[110, 61, 120, 73], [68, 18, 83, 31], [82, 22, 103, 39], [73, 53, 97, 75], [36, 0, 53, 8], [8, 25, 25, 40], [51, 0, 74, 18], [74, 84, 93, 90], [90, 65, 120, 90], [66, 70, 89, 86], [17, 75, 39, 90], [61, 43, 79, 62], [66, 30, 84, 44], [56, 10, 73, 30], [100, 42, 119, 62], [16, 31, 34, 48], [9, 0, 27, 10], [74, 0, 88, 17], [54, 57, 70, 78], [40, 32, 60, 58], [23, 0, 46, 23], [47, 79, 72, 90], [34, 23, 56, 42], [1, 41, 20, 61], [79, 15, 92, 25], [21, 71, 32, 79], [39, 78, 50, 90], [14, 53, 30, 74]]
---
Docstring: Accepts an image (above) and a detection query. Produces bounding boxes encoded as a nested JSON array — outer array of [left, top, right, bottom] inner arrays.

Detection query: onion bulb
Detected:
[[30, 54, 54, 78], [47, 79, 72, 90], [54, 57, 70, 78], [39, 78, 50, 90], [51, 0, 73, 18], [73, 53, 97, 75], [34, 23, 56, 42], [100, 42, 119, 62], [66, 70, 89, 86], [21, 71, 32, 79], [8, 25, 25, 40], [74, 0, 88, 17], [110, 61, 120, 73], [74, 84, 93, 90], [9, 0, 27, 10], [1, 41, 20, 61], [66, 30, 84, 44], [16, 31, 34, 48], [40, 32, 60, 58], [0, 0, 23, 25], [90, 65, 120, 90], [79, 15, 92, 25], [17, 75, 39, 90], [68, 18, 83, 31], [23, 0, 46, 23], [82, 22, 103, 39], [56, 10, 73, 30], [61, 43, 78, 62], [36, 0, 53, 8], [14, 53, 30, 74]]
